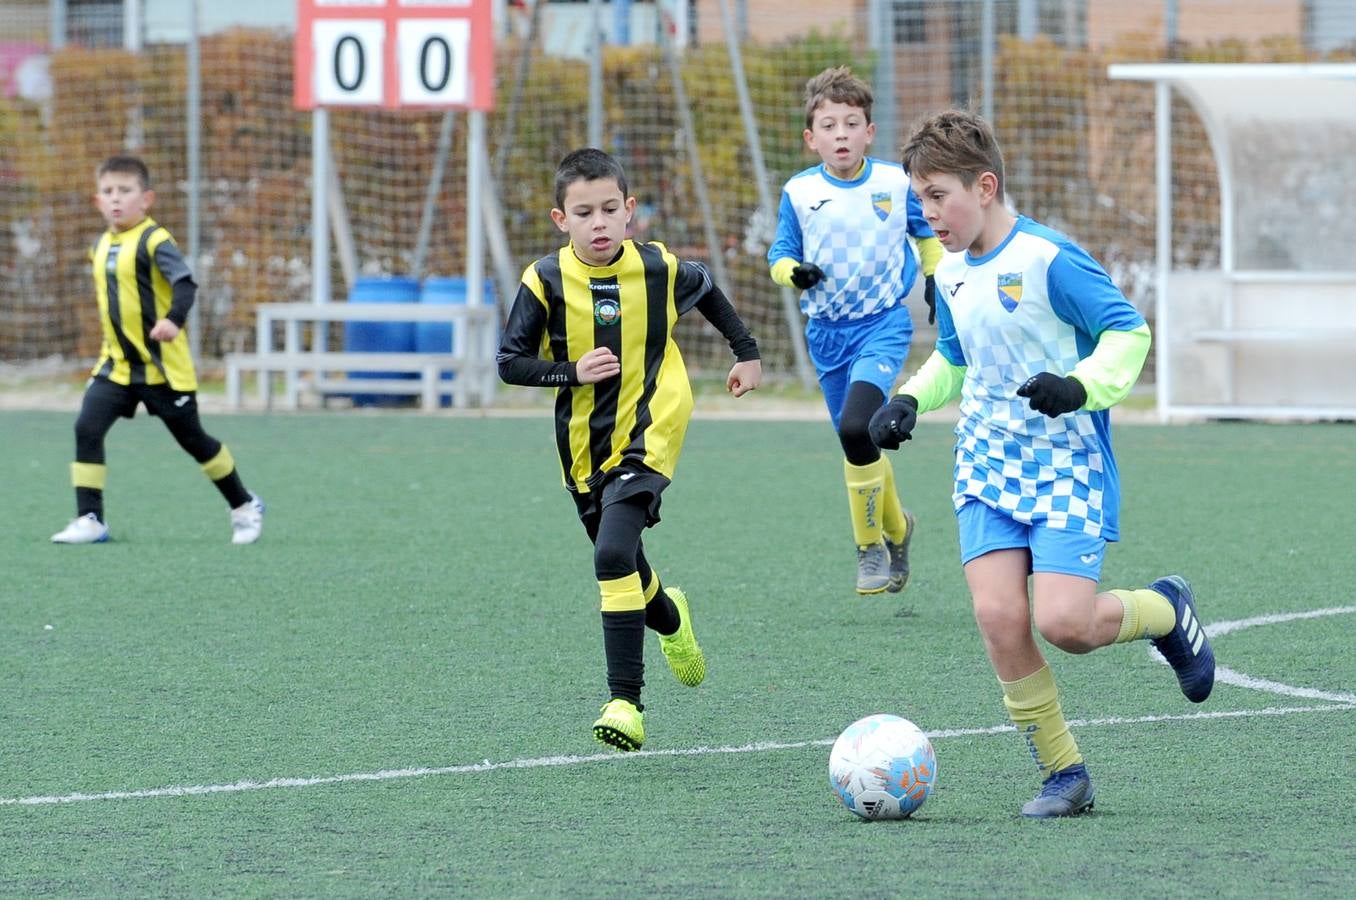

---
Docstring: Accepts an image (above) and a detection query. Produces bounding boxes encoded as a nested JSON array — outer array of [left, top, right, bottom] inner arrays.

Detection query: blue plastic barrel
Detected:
[[417, 276, 495, 407], [343, 275, 419, 405]]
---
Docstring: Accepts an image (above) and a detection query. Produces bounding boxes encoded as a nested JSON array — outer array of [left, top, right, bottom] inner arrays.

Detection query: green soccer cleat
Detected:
[[592, 698, 645, 751], [658, 587, 706, 687], [884, 510, 917, 593]]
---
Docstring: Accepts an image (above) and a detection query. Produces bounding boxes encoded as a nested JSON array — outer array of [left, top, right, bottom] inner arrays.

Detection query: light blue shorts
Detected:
[[956, 499, 1106, 581], [805, 304, 913, 431]]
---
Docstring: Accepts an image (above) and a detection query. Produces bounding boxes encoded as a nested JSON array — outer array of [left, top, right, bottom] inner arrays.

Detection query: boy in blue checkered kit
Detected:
[[871, 109, 1216, 817], [768, 67, 942, 595]]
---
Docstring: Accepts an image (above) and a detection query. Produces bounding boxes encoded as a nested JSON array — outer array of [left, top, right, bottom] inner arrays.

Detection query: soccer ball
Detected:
[[829, 713, 937, 820]]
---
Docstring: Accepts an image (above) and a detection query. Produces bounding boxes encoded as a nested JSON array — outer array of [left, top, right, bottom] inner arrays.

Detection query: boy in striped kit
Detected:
[[51, 155, 264, 546]]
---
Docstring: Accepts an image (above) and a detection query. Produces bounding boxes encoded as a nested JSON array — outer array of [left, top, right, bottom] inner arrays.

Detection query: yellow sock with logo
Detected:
[[844, 458, 884, 548], [878, 454, 908, 546], [1109, 588, 1176, 643], [1000, 664, 1082, 778]]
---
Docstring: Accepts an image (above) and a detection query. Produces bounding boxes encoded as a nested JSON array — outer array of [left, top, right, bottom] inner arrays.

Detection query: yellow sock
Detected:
[[599, 573, 646, 612], [844, 458, 885, 547], [71, 462, 107, 490], [1000, 664, 1082, 778], [641, 570, 661, 604], [1109, 588, 1176, 643], [878, 454, 907, 545]]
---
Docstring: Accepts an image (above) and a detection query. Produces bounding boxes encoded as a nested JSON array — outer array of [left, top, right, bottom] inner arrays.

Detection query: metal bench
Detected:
[[223, 301, 498, 411], [224, 350, 494, 410]]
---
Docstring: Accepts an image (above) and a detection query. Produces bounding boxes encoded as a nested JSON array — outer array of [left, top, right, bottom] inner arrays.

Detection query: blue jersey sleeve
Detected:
[[934, 290, 966, 367], [905, 188, 935, 240], [1046, 242, 1145, 347], [767, 189, 804, 266]]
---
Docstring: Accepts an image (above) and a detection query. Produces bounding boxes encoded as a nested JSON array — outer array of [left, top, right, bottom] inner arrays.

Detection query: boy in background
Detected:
[[871, 109, 1214, 817], [768, 66, 942, 595], [498, 148, 762, 751], [51, 155, 264, 546]]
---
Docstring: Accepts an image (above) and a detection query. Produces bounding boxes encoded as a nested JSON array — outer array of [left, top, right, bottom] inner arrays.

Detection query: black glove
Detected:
[[923, 275, 936, 325], [868, 394, 919, 450], [790, 262, 825, 290], [1017, 373, 1087, 417]]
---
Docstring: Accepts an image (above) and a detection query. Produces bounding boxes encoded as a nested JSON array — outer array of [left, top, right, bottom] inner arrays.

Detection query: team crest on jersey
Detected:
[[871, 191, 892, 222], [594, 296, 620, 326], [997, 272, 1023, 312]]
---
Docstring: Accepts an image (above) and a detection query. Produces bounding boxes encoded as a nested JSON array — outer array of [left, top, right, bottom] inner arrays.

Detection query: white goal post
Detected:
[[1108, 63, 1356, 422]]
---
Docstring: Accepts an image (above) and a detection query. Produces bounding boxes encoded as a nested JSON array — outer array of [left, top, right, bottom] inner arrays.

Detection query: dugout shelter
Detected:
[[1108, 63, 1356, 422]]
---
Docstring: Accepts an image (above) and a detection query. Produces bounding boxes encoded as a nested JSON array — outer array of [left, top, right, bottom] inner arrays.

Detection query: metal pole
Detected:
[[50, 0, 67, 49], [871, 0, 896, 159], [658, 17, 730, 295], [123, 0, 141, 50], [588, 0, 604, 148], [186, 0, 202, 362], [716, 0, 813, 388], [1017, 0, 1037, 39], [468, 109, 495, 405], [411, 111, 457, 280], [981, 0, 994, 122], [1154, 81, 1171, 422], [311, 109, 331, 305]]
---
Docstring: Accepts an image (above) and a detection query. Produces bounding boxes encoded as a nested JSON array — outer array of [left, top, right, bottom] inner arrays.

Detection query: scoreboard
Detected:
[[294, 0, 494, 110]]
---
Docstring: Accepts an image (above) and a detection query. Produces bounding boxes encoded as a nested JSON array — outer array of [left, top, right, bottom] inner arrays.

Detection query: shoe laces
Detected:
[[1038, 764, 1088, 797], [857, 543, 890, 575]]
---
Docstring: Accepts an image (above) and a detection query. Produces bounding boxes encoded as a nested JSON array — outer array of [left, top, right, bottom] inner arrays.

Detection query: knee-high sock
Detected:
[[878, 454, 908, 545], [71, 462, 106, 519], [600, 573, 646, 706], [200, 446, 251, 508], [1108, 588, 1177, 643], [640, 567, 678, 635], [844, 458, 885, 548], [1000, 664, 1082, 779]]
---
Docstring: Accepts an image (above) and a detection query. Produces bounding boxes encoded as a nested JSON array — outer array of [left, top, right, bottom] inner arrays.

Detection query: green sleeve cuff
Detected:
[[899, 350, 966, 413], [916, 237, 944, 277], [770, 257, 799, 288], [1069, 324, 1151, 410]]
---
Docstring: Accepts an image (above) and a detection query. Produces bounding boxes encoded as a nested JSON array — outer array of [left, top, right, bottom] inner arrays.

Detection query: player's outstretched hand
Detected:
[[923, 275, 937, 325], [575, 347, 621, 384], [1016, 372, 1087, 417], [868, 394, 919, 450], [727, 359, 762, 397], [790, 262, 825, 290]]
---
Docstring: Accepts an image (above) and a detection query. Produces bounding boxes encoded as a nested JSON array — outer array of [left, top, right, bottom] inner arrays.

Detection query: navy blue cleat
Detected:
[[1149, 575, 1215, 703], [1021, 763, 1095, 818]]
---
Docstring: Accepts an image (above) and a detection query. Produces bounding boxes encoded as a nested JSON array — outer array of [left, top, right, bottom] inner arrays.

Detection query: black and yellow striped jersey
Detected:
[[498, 239, 757, 494], [89, 217, 198, 390]]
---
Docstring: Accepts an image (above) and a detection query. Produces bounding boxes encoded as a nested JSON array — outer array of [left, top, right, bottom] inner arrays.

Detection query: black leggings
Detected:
[[838, 381, 887, 466], [75, 382, 222, 465], [586, 495, 653, 585]]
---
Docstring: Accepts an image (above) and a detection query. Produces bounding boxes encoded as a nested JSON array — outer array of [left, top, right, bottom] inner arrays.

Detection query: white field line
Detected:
[[1150, 604, 1356, 703], [2, 702, 1352, 808]]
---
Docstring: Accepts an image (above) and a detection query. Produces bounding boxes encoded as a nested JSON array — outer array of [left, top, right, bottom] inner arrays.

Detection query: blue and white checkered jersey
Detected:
[[932, 216, 1145, 540], [768, 158, 933, 321]]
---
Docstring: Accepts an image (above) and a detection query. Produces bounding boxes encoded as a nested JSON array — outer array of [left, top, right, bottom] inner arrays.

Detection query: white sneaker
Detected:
[[230, 494, 265, 545], [51, 512, 110, 544]]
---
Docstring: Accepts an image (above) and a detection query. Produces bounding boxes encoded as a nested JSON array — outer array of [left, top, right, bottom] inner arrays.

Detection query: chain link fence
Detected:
[[2, 0, 1353, 380]]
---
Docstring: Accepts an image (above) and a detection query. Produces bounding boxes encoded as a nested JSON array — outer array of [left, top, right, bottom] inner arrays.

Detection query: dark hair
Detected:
[[554, 148, 628, 209], [803, 66, 873, 129], [96, 154, 151, 190], [900, 109, 1005, 200]]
